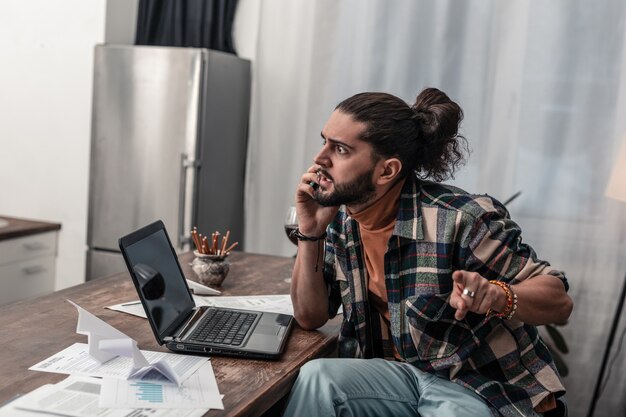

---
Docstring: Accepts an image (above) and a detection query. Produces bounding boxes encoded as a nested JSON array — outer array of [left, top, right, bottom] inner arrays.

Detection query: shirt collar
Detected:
[[392, 174, 424, 241]]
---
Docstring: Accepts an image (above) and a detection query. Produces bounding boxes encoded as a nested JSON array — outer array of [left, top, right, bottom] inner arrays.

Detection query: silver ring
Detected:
[[462, 288, 476, 298]]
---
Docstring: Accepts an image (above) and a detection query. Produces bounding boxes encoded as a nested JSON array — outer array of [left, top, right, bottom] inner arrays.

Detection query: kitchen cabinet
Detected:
[[0, 217, 61, 306]]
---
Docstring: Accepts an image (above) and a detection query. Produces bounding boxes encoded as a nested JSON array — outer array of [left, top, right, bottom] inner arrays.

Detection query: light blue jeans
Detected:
[[283, 358, 493, 417]]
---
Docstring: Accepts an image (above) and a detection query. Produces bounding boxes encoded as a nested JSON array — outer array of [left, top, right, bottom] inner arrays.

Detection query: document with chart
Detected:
[[99, 361, 223, 409], [6, 375, 210, 417]]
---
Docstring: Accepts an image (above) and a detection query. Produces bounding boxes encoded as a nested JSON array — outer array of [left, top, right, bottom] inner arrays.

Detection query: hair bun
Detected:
[[411, 88, 463, 138], [411, 107, 436, 134]]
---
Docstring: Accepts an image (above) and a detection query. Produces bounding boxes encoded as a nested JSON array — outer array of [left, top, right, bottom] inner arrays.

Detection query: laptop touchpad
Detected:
[[255, 324, 280, 335]]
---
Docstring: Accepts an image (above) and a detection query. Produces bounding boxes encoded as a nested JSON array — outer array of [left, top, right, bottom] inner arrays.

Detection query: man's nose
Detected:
[[313, 147, 330, 167]]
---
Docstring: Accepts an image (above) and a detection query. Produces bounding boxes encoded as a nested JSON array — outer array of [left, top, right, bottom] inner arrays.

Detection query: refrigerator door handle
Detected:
[[178, 153, 199, 250]]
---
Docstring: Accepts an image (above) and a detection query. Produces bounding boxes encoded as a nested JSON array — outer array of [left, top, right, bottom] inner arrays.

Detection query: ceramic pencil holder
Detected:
[[191, 251, 230, 287]]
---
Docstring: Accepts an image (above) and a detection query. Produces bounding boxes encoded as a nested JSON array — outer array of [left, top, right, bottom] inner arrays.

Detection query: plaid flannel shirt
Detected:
[[323, 174, 567, 417]]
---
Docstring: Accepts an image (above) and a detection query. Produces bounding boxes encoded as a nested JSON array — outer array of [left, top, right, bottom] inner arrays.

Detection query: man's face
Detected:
[[313, 110, 378, 208]]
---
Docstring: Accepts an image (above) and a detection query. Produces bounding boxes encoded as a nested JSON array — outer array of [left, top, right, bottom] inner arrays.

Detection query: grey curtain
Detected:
[[235, 1, 626, 416], [135, 0, 239, 53]]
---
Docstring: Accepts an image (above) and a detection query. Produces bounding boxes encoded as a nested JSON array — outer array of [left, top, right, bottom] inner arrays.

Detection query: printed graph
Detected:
[[130, 381, 164, 403]]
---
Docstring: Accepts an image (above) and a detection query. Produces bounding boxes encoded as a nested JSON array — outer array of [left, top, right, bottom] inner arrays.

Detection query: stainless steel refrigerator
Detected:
[[86, 44, 250, 280]]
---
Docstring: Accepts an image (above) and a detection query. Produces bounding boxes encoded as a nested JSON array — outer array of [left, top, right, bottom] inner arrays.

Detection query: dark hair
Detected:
[[335, 88, 468, 181]]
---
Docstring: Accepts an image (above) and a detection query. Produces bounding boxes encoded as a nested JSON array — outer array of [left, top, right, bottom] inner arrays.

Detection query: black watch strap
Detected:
[[289, 228, 327, 242]]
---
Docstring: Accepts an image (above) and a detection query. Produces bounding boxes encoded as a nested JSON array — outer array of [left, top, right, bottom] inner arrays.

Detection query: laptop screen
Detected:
[[123, 227, 195, 340]]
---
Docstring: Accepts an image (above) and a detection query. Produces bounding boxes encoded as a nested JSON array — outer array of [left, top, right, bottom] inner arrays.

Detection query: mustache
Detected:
[[317, 169, 333, 182]]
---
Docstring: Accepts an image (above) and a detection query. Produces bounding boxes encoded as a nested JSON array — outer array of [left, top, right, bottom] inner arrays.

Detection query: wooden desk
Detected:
[[0, 252, 339, 416]]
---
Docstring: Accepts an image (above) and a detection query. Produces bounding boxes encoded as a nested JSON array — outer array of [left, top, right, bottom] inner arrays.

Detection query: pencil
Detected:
[[200, 233, 206, 254], [221, 230, 230, 255], [212, 232, 219, 254], [224, 241, 238, 254], [121, 301, 142, 307], [202, 236, 209, 254], [191, 228, 201, 253]]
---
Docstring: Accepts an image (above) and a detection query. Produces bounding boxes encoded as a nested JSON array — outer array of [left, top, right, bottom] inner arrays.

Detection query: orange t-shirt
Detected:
[[349, 178, 405, 339]]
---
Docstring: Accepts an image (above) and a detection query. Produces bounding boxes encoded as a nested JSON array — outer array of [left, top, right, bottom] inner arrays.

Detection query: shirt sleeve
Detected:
[[323, 237, 342, 318], [460, 196, 569, 291]]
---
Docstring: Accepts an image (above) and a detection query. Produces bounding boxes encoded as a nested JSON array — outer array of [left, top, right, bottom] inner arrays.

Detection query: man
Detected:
[[286, 88, 573, 417]]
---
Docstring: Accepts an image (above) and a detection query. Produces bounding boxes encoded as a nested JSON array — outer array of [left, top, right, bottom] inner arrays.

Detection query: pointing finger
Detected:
[[455, 298, 468, 320]]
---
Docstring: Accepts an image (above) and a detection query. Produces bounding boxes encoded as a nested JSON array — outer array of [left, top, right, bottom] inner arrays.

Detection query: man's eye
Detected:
[[336, 145, 347, 154]]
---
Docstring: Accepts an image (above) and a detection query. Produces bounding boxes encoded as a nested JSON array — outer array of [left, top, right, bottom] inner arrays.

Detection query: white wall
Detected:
[[0, 0, 107, 290], [232, 0, 261, 61]]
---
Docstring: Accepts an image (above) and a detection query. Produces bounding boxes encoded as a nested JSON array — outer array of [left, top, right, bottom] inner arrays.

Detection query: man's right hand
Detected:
[[291, 165, 336, 330], [295, 165, 339, 236]]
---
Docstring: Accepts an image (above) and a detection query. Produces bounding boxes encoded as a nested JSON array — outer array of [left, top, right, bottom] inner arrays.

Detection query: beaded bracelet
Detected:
[[486, 280, 518, 320]]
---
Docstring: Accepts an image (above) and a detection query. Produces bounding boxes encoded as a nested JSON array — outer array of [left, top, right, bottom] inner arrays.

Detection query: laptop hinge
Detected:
[[171, 307, 207, 340]]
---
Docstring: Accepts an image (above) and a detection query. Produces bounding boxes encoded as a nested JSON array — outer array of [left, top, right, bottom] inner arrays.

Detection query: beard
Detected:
[[315, 168, 376, 207]]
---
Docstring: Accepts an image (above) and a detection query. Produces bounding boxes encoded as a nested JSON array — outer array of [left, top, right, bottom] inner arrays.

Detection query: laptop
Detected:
[[118, 220, 294, 360]]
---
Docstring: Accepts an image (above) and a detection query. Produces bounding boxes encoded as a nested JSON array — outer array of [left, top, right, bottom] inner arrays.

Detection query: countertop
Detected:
[[0, 216, 61, 241]]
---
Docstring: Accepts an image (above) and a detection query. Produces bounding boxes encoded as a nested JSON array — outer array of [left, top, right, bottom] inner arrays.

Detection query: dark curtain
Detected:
[[135, 0, 239, 54]]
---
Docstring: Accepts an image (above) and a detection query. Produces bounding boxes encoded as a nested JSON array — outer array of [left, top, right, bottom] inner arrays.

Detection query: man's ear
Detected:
[[375, 158, 402, 185]]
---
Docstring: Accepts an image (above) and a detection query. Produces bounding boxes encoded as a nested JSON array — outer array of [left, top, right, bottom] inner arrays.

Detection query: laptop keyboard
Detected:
[[190, 309, 258, 346]]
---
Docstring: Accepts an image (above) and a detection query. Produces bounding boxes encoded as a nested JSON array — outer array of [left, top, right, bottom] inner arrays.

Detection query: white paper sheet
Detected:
[[30, 343, 206, 385], [106, 301, 147, 318], [185, 279, 222, 296], [99, 361, 223, 410], [68, 300, 189, 385], [106, 279, 220, 319], [8, 376, 210, 417], [108, 294, 295, 319], [193, 294, 294, 316]]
